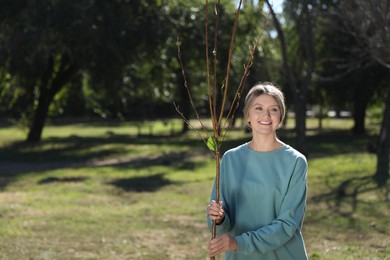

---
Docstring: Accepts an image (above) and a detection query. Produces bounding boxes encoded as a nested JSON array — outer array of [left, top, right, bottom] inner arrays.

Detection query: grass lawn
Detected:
[[0, 118, 389, 259]]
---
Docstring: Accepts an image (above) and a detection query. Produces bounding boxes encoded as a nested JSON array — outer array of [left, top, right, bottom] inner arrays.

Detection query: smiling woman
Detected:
[[206, 82, 308, 259], [247, 95, 281, 136]]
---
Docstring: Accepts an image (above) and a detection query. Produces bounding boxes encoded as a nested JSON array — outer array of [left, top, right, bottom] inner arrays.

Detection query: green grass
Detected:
[[0, 118, 389, 259]]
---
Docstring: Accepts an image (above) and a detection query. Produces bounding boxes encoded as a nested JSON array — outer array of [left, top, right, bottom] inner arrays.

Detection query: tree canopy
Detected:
[[0, 0, 166, 141], [0, 0, 388, 183]]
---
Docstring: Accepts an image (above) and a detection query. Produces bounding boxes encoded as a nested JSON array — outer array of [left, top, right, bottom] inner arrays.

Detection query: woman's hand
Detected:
[[208, 234, 238, 257], [207, 200, 224, 224]]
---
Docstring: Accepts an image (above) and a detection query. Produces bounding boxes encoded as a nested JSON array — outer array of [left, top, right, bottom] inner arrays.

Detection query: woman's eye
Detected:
[[271, 108, 279, 113], [255, 107, 264, 111]]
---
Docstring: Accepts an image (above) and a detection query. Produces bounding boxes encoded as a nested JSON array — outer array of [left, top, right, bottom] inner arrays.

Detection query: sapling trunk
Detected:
[[175, 1, 262, 259], [211, 146, 220, 246]]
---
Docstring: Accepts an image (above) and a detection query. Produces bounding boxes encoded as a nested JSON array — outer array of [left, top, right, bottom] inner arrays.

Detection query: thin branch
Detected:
[[176, 2, 266, 259], [173, 101, 217, 159], [177, 39, 210, 135], [205, 0, 215, 130], [217, 0, 243, 127], [212, 0, 221, 137], [220, 12, 270, 139], [222, 40, 259, 132]]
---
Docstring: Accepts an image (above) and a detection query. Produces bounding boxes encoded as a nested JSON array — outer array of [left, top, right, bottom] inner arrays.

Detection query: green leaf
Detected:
[[207, 137, 216, 152]]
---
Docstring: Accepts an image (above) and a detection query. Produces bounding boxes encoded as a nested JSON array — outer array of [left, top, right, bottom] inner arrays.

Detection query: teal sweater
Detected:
[[207, 143, 308, 260]]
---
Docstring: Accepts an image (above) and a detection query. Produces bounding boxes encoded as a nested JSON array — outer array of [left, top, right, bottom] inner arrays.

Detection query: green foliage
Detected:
[[207, 137, 217, 152], [0, 0, 171, 139], [0, 0, 388, 142], [367, 102, 385, 122]]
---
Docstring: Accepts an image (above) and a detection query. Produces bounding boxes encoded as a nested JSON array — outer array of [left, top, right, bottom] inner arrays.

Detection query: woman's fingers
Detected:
[[208, 200, 224, 220], [208, 237, 223, 256], [208, 234, 234, 257]]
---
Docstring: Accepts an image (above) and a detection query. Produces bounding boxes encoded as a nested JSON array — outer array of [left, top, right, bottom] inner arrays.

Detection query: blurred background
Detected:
[[0, 0, 389, 259]]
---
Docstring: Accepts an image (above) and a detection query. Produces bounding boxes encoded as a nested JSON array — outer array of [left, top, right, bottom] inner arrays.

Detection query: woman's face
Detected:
[[247, 94, 281, 135]]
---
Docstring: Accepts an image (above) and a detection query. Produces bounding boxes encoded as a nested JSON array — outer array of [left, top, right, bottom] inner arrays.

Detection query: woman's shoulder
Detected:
[[279, 145, 307, 169], [281, 145, 308, 174], [283, 144, 306, 160], [222, 143, 248, 157]]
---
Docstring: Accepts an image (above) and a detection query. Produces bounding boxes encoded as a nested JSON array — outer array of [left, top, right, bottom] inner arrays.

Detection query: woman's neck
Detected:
[[248, 135, 283, 152]]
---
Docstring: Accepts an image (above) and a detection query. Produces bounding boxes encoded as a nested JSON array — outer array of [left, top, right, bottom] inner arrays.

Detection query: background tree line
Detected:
[[0, 0, 389, 183]]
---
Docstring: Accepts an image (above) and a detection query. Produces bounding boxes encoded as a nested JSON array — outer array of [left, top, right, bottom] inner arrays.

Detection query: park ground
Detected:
[[0, 118, 389, 259]]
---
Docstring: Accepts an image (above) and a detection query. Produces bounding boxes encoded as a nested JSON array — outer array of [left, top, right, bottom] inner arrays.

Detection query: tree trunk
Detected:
[[26, 59, 77, 142], [266, 0, 312, 157], [26, 90, 55, 142], [375, 85, 390, 186], [177, 68, 190, 133], [352, 80, 374, 134], [352, 99, 367, 134], [294, 90, 308, 156], [317, 91, 324, 130], [295, 0, 314, 156]]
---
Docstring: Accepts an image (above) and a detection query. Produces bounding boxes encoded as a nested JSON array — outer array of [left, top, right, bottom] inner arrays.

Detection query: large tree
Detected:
[[338, 0, 390, 185], [315, 20, 387, 135], [265, 0, 316, 156], [0, 0, 163, 142]]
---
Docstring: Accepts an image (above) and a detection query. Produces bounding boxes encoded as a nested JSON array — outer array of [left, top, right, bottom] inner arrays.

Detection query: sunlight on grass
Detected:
[[0, 118, 389, 259]]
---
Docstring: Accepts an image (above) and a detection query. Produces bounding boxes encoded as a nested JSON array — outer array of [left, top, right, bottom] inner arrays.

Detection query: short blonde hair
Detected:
[[243, 82, 286, 124]]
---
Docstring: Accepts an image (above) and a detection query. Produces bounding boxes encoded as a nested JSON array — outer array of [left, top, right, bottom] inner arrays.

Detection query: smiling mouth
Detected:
[[259, 121, 272, 125]]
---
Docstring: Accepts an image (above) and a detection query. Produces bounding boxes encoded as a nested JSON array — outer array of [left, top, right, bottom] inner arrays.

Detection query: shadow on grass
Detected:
[[0, 132, 203, 164], [309, 174, 390, 218], [0, 127, 373, 163], [108, 173, 173, 192], [0, 150, 206, 191], [38, 176, 89, 184], [305, 130, 376, 159], [0, 127, 378, 192]]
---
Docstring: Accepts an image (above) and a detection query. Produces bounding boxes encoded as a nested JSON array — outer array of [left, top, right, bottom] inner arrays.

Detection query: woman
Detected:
[[207, 82, 308, 259]]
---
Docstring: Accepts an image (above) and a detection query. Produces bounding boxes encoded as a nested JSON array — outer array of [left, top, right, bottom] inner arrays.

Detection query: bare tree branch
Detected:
[[175, 2, 264, 258], [339, 0, 390, 68]]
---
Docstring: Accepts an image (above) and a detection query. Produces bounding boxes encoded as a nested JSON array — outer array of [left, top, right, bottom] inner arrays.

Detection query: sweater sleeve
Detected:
[[234, 157, 308, 255]]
